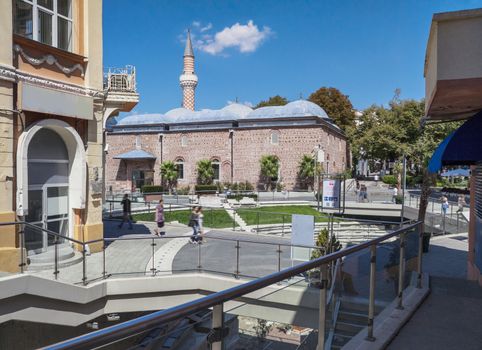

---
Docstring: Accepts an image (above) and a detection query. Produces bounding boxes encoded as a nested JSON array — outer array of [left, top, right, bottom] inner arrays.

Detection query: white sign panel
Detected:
[[291, 214, 315, 262], [323, 179, 340, 208], [21, 83, 93, 120]]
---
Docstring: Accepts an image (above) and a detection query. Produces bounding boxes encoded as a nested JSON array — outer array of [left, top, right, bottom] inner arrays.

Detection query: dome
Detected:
[[221, 103, 253, 118], [246, 100, 330, 120], [165, 104, 251, 123], [116, 113, 168, 126]]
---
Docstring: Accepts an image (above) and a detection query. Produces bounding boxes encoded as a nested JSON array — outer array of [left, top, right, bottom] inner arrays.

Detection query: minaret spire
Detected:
[[179, 29, 198, 111]]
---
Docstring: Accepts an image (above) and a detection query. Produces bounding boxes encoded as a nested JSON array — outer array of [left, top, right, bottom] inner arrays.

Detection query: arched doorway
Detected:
[[16, 120, 86, 255], [25, 129, 69, 253]]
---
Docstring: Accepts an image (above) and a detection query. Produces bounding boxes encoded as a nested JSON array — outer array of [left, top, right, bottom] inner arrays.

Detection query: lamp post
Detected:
[[314, 145, 324, 211]]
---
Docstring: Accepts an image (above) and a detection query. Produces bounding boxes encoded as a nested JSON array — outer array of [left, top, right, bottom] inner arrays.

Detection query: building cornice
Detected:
[[0, 63, 103, 98]]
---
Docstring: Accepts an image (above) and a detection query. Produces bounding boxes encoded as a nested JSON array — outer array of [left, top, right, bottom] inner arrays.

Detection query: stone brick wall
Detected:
[[105, 125, 347, 192]]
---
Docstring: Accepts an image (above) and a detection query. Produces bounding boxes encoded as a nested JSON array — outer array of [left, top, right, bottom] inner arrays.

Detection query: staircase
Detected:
[[331, 300, 384, 349], [27, 244, 82, 271], [223, 203, 249, 231], [251, 222, 390, 246]]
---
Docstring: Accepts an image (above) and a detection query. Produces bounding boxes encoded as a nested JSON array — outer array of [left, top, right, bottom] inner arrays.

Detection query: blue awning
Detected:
[[113, 149, 156, 160], [428, 111, 482, 173]]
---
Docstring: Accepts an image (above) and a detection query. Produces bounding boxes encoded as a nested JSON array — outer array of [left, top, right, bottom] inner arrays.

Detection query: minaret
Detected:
[[179, 30, 198, 111]]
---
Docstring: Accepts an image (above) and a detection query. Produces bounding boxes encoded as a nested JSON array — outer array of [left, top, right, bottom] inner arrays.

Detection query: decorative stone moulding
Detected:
[[0, 63, 102, 98], [14, 44, 85, 77]]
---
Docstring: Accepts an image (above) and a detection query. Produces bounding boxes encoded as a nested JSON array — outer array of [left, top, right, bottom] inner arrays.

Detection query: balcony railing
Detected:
[[19, 220, 423, 350], [104, 65, 137, 92]]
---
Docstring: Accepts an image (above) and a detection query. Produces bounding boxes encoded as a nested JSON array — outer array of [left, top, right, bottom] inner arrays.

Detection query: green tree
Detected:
[[255, 95, 288, 109], [259, 155, 279, 190], [308, 87, 356, 135], [196, 159, 214, 185], [311, 228, 342, 259], [298, 154, 322, 189], [160, 161, 178, 194]]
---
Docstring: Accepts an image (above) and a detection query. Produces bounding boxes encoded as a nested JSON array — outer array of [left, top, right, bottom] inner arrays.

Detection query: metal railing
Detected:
[[41, 221, 423, 350], [104, 66, 137, 92]]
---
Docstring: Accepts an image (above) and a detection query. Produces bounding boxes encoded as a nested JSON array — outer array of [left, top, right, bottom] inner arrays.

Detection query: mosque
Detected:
[[105, 32, 347, 192]]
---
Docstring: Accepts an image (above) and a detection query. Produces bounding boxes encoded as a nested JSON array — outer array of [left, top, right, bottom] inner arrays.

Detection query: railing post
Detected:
[[277, 244, 282, 273], [109, 202, 113, 218], [103, 243, 107, 279], [282, 215, 285, 236], [54, 235, 59, 280], [232, 209, 236, 231], [431, 200, 434, 213], [257, 212, 260, 233], [235, 240, 240, 278], [317, 263, 328, 350], [366, 244, 376, 341], [210, 303, 224, 350], [151, 238, 157, 276], [397, 232, 406, 309], [82, 243, 87, 286], [417, 225, 423, 289], [197, 242, 202, 271], [19, 223, 25, 273]]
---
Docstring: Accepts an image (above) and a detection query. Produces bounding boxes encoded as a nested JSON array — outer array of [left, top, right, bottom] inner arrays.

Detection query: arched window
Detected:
[[271, 131, 279, 145], [175, 158, 184, 180], [212, 159, 220, 182], [181, 135, 188, 147]]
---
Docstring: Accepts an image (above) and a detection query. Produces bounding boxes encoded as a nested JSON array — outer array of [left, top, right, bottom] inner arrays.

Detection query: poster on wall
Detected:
[[291, 214, 315, 262], [323, 179, 340, 208]]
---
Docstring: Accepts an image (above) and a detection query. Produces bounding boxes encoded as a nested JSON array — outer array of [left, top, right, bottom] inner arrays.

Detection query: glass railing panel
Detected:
[[225, 276, 321, 349], [404, 227, 420, 289], [104, 236, 154, 280], [238, 241, 280, 278]]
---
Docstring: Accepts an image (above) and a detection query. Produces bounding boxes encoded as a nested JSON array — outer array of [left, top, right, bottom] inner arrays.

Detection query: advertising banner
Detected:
[[323, 179, 340, 208]]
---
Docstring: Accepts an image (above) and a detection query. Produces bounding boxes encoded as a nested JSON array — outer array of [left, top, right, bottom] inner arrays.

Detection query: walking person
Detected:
[[198, 206, 207, 243], [441, 196, 449, 216], [456, 195, 466, 213], [392, 186, 398, 203], [188, 206, 201, 244], [154, 198, 165, 236], [118, 194, 133, 230]]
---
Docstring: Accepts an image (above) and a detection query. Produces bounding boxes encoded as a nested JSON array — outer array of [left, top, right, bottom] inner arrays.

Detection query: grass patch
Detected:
[[131, 209, 234, 229], [237, 206, 330, 226]]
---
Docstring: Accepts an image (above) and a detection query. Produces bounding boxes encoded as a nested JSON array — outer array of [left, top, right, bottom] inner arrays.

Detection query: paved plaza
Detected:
[[388, 233, 482, 350]]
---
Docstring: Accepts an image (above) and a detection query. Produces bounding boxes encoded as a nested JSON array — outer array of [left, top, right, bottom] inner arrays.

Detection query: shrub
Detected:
[[381, 175, 397, 185], [227, 193, 258, 201], [195, 184, 218, 194], [176, 186, 190, 195], [141, 185, 164, 193]]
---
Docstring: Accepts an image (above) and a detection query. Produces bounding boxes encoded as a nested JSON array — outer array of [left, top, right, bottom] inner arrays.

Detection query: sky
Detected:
[[103, 0, 482, 117]]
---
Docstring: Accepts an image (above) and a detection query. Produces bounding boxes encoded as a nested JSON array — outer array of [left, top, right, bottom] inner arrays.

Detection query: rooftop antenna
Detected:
[[299, 92, 303, 100]]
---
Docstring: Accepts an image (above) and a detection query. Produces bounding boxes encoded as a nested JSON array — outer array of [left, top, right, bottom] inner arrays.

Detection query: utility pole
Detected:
[[400, 155, 406, 227]]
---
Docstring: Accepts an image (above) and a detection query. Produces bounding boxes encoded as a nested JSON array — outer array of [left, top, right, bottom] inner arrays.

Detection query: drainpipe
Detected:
[[229, 129, 234, 183]]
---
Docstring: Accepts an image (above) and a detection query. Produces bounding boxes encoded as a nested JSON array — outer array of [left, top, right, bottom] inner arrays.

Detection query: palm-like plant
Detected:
[[197, 159, 214, 185], [298, 154, 323, 190], [160, 161, 178, 194], [260, 155, 279, 190]]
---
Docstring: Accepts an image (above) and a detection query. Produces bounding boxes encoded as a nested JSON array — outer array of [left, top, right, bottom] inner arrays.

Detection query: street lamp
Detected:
[[314, 145, 324, 211]]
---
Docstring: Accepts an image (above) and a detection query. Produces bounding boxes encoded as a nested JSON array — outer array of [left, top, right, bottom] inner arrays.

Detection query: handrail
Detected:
[[42, 222, 421, 350], [0, 221, 85, 245]]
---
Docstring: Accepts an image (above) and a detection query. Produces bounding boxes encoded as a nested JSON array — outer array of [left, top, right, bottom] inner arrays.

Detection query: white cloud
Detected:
[[183, 20, 272, 56], [200, 23, 212, 32]]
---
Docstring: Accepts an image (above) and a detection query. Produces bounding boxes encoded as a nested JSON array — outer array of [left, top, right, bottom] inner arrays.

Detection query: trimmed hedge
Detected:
[[195, 185, 218, 194], [141, 185, 164, 193]]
